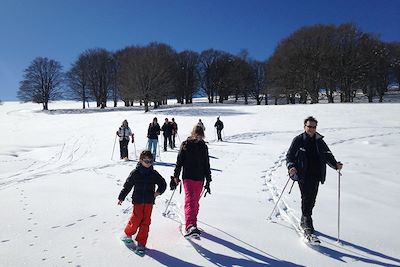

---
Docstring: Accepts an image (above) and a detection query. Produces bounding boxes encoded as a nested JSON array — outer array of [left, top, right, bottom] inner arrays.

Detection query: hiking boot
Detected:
[[300, 215, 314, 232]]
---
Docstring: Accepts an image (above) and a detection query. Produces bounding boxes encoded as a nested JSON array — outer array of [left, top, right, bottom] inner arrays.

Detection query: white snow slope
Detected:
[[0, 100, 399, 267]]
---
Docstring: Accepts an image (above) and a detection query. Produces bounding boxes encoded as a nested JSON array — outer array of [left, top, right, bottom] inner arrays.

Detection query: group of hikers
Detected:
[[116, 115, 343, 256], [116, 117, 224, 161]]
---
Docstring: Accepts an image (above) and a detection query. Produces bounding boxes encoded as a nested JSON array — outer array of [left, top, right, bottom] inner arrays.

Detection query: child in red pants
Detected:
[[118, 150, 166, 253]]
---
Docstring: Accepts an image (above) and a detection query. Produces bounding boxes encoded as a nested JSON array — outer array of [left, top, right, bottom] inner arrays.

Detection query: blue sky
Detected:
[[1, 0, 399, 100]]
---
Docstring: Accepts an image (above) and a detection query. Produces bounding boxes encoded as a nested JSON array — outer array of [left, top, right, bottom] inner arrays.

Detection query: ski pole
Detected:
[[133, 141, 137, 160], [337, 169, 342, 243], [111, 134, 117, 160], [177, 132, 181, 143], [162, 187, 176, 216], [157, 141, 162, 161], [267, 176, 291, 220]]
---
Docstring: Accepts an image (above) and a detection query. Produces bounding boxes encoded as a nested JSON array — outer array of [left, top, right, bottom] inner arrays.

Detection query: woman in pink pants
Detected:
[[172, 125, 212, 237]]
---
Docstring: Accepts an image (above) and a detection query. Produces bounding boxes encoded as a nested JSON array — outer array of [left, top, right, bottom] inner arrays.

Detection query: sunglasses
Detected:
[[142, 159, 153, 164], [305, 125, 317, 129]]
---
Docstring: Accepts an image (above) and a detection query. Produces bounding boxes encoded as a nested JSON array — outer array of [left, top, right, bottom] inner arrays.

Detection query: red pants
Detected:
[[124, 204, 153, 246], [183, 179, 204, 230]]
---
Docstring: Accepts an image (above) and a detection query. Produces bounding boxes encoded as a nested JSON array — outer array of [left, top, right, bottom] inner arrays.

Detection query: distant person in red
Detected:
[[171, 125, 212, 238], [118, 150, 166, 254]]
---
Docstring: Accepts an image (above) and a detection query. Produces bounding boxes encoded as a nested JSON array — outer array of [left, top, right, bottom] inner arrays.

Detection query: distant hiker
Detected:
[[116, 120, 134, 160], [171, 125, 212, 238], [161, 118, 173, 151], [147, 117, 161, 160], [286, 116, 343, 236], [197, 119, 205, 132], [171, 118, 178, 148], [118, 150, 167, 255], [214, 117, 224, 141]]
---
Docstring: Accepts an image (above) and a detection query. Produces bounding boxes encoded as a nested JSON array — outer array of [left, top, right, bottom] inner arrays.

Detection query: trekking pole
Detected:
[[337, 169, 342, 243], [267, 176, 291, 220], [133, 141, 137, 160], [162, 187, 176, 216], [157, 141, 162, 161], [177, 132, 181, 144], [111, 134, 117, 160]]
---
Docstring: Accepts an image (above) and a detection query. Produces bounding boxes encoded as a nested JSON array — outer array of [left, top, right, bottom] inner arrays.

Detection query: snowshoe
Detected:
[[134, 245, 146, 257], [184, 226, 201, 239]]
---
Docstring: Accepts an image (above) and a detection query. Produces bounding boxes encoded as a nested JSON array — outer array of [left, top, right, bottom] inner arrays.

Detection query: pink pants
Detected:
[[183, 179, 204, 230]]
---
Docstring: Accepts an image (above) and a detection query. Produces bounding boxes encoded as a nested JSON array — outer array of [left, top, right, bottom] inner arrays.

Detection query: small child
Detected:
[[118, 150, 166, 254]]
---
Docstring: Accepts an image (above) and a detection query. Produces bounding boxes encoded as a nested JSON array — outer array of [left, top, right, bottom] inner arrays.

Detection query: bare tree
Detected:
[[18, 57, 63, 110], [199, 49, 223, 103], [85, 48, 115, 108], [66, 52, 90, 109], [175, 50, 199, 104], [116, 42, 177, 112]]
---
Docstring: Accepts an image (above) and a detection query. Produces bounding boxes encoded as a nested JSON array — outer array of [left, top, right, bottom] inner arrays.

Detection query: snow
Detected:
[[1, 100, 399, 267]]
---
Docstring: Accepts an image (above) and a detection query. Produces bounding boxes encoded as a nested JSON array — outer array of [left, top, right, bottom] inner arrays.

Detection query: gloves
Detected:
[[170, 176, 180, 190], [289, 173, 299, 181], [204, 180, 211, 196], [131, 137, 134, 143]]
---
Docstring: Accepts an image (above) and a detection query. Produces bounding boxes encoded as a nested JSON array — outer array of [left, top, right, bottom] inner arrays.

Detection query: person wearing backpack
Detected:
[[116, 120, 134, 160]]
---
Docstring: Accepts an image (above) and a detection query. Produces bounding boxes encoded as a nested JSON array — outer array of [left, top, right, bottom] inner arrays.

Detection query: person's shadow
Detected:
[[315, 231, 400, 267], [189, 232, 304, 267], [146, 249, 203, 267]]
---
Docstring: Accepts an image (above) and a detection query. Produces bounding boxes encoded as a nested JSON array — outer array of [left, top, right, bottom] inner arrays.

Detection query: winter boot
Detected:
[[300, 215, 314, 233], [184, 225, 201, 238]]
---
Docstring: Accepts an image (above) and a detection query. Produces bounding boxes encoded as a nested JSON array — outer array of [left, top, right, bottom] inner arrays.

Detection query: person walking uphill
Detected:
[[171, 125, 212, 238], [214, 117, 224, 141], [161, 118, 173, 151], [171, 118, 178, 148], [147, 117, 161, 160], [286, 116, 343, 236], [118, 150, 167, 255], [116, 120, 134, 161]]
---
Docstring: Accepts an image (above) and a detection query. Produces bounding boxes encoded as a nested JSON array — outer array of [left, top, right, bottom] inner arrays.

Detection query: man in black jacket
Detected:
[[286, 116, 343, 235], [161, 118, 173, 151]]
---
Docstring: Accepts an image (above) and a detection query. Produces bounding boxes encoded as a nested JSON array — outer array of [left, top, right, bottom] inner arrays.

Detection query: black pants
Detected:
[[119, 139, 129, 159], [217, 129, 222, 141], [298, 176, 319, 217], [163, 135, 172, 151], [172, 133, 176, 147]]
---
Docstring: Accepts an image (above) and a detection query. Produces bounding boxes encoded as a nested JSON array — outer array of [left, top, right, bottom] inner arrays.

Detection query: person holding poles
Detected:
[[286, 116, 343, 236], [170, 125, 212, 238], [147, 117, 160, 161], [116, 120, 134, 161], [214, 116, 224, 141], [161, 118, 173, 151]]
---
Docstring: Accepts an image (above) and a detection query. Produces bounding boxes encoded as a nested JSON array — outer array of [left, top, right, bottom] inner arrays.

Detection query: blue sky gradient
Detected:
[[1, 0, 399, 100]]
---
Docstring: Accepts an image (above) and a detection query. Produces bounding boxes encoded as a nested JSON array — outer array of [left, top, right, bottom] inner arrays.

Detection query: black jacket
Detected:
[[174, 138, 212, 182], [286, 132, 338, 184], [118, 164, 166, 204], [161, 122, 172, 136], [214, 120, 224, 130], [147, 122, 161, 139]]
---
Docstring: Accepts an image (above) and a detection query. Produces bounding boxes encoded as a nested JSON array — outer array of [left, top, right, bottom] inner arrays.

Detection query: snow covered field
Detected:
[[1, 100, 399, 267]]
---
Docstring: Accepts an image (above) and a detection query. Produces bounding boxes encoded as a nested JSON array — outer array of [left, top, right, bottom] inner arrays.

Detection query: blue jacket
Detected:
[[286, 132, 338, 184], [118, 164, 166, 204]]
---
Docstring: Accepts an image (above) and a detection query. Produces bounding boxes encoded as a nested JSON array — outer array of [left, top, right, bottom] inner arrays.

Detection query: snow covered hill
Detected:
[[1, 100, 399, 267]]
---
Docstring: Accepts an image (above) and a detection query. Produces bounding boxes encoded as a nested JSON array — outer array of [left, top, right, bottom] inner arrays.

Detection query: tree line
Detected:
[[17, 23, 400, 110]]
